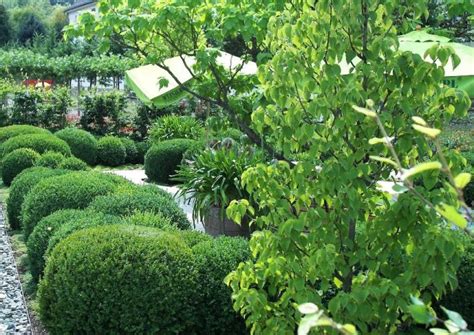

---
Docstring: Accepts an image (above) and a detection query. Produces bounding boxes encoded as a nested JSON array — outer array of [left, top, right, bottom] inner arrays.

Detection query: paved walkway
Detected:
[[107, 170, 204, 232], [0, 206, 31, 334]]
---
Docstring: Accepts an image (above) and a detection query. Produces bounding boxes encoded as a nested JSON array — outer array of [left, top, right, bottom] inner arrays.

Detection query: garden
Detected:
[[0, 0, 473, 334]]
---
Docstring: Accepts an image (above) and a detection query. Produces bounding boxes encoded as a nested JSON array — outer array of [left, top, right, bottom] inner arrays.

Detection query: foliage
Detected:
[[1, 133, 71, 157], [27, 209, 101, 282], [58, 156, 88, 171], [1, 147, 39, 185], [6, 166, 67, 230], [38, 225, 198, 335], [55, 127, 98, 165], [0, 124, 50, 145], [149, 115, 204, 143], [0, 5, 12, 46], [135, 141, 150, 164], [176, 145, 263, 222], [96, 136, 126, 167], [21, 171, 127, 240], [88, 185, 191, 230], [120, 137, 139, 164], [132, 103, 177, 140], [16, 11, 46, 43], [145, 139, 196, 184], [35, 151, 65, 169], [192, 236, 250, 335]]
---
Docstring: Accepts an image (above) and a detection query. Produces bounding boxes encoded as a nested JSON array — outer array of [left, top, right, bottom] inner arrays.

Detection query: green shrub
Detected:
[[27, 209, 113, 282], [192, 237, 250, 334], [80, 90, 126, 135], [135, 141, 151, 164], [120, 137, 139, 164], [35, 151, 65, 169], [145, 139, 196, 184], [38, 225, 197, 335], [2, 148, 40, 185], [438, 239, 474, 326], [0, 125, 50, 145], [179, 230, 212, 247], [97, 136, 126, 166], [55, 128, 98, 165], [6, 167, 68, 230], [88, 185, 190, 230], [149, 115, 204, 143], [21, 171, 128, 240], [58, 157, 88, 171], [2, 133, 71, 157]]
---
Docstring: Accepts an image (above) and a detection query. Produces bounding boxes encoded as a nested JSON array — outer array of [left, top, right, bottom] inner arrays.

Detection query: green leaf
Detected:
[[408, 304, 436, 324], [369, 156, 398, 168], [298, 303, 319, 314], [412, 124, 441, 138], [429, 328, 450, 335], [412, 116, 427, 126], [402, 162, 442, 180], [298, 311, 324, 335], [369, 137, 393, 145], [435, 204, 468, 229], [454, 173, 471, 189], [352, 105, 377, 118], [441, 307, 468, 330], [342, 324, 358, 335]]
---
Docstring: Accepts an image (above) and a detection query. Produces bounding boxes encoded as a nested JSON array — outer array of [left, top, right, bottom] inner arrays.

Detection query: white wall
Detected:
[[67, 3, 98, 25]]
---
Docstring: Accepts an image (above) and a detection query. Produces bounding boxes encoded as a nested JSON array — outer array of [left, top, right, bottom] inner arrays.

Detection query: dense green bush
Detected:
[[438, 239, 474, 326], [0, 125, 50, 145], [145, 139, 196, 184], [6, 167, 68, 230], [38, 225, 197, 335], [88, 185, 190, 230], [97, 136, 126, 166], [120, 137, 139, 164], [192, 237, 250, 334], [2, 148, 40, 185], [35, 151, 65, 169], [135, 141, 151, 164], [55, 128, 98, 165], [2, 133, 71, 157], [58, 157, 88, 171], [80, 90, 126, 135], [21, 171, 128, 240], [27, 209, 105, 282], [149, 115, 204, 143]]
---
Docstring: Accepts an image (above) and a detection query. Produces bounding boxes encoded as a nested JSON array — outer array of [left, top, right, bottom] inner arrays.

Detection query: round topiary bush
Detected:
[[55, 128, 98, 166], [145, 139, 196, 184], [88, 185, 190, 230], [58, 157, 88, 171], [2, 148, 40, 186], [0, 125, 51, 145], [6, 167, 68, 230], [135, 141, 151, 164], [35, 151, 65, 169], [120, 137, 139, 164], [38, 225, 198, 335], [27, 209, 109, 282], [192, 237, 250, 334], [2, 133, 71, 158], [21, 171, 129, 240], [97, 136, 126, 166]]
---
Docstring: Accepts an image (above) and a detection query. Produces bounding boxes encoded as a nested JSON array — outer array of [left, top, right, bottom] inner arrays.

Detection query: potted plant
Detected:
[[175, 142, 263, 237]]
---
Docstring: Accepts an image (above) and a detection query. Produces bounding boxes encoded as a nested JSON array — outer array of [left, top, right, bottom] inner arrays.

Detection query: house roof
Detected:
[[65, 0, 96, 13]]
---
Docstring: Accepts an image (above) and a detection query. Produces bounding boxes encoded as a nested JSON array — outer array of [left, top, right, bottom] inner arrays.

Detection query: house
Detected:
[[65, 0, 98, 25]]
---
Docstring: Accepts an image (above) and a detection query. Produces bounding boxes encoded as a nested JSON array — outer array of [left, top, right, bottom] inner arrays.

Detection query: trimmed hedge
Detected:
[[36, 151, 65, 169], [145, 139, 196, 184], [191, 237, 249, 334], [2, 133, 71, 157], [120, 137, 139, 164], [6, 167, 68, 230], [55, 128, 98, 165], [38, 225, 197, 335], [97, 136, 126, 166], [88, 185, 190, 230], [439, 239, 474, 326], [21, 171, 128, 240], [135, 141, 151, 164], [0, 125, 50, 145], [59, 157, 88, 171], [2, 148, 40, 186], [27, 209, 111, 282]]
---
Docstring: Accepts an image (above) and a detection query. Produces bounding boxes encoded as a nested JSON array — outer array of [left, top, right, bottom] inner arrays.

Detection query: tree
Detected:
[[72, 0, 472, 333], [0, 5, 12, 45]]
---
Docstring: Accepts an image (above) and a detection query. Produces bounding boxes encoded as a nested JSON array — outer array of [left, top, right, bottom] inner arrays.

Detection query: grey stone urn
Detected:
[[204, 206, 250, 237]]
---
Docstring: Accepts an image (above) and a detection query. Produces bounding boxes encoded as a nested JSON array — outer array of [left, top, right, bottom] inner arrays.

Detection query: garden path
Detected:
[[106, 169, 205, 232], [0, 205, 31, 334]]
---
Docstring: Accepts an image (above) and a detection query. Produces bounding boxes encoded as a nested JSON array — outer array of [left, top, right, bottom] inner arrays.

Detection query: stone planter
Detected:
[[204, 206, 250, 237]]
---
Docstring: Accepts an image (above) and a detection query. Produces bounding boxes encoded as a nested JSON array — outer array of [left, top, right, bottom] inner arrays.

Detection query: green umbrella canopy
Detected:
[[125, 52, 257, 107]]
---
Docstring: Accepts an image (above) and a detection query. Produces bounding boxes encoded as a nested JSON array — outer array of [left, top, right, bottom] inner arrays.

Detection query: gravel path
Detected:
[[0, 206, 32, 334]]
